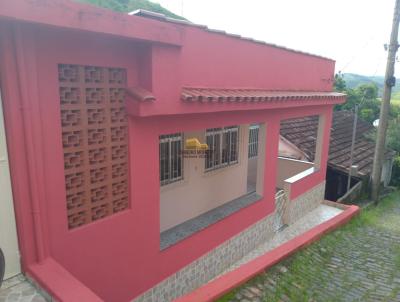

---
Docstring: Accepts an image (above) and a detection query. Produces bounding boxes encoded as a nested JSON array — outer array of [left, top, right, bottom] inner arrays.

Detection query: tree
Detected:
[[391, 155, 400, 186], [333, 73, 347, 92], [334, 74, 381, 123], [387, 117, 400, 154]]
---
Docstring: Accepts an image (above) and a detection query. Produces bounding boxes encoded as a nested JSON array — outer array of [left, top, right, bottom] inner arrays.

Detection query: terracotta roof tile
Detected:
[[181, 88, 345, 103], [280, 111, 396, 177]]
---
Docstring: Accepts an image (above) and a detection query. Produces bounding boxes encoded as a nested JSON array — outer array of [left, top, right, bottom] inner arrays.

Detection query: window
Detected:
[[160, 133, 183, 186], [205, 126, 239, 171], [248, 124, 260, 158]]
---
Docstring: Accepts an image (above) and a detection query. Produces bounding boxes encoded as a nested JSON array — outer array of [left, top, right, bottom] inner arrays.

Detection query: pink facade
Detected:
[[0, 1, 345, 301]]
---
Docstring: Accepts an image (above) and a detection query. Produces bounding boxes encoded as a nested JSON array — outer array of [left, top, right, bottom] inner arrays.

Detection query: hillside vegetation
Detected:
[[343, 73, 400, 97], [76, 0, 185, 19]]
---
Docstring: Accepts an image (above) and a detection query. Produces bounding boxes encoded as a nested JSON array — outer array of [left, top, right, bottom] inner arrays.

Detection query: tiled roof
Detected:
[[126, 87, 155, 102], [130, 10, 334, 61], [181, 88, 345, 103], [280, 111, 396, 176]]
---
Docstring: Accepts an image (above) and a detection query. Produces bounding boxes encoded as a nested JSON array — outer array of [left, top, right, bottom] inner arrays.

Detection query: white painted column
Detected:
[[0, 90, 21, 279], [314, 114, 326, 170]]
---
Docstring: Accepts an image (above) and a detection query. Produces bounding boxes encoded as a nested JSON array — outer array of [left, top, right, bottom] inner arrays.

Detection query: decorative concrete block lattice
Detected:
[[58, 64, 129, 229]]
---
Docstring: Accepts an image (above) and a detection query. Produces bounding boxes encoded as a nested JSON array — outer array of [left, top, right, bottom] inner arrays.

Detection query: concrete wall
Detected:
[[276, 157, 314, 189], [247, 156, 258, 190], [160, 125, 250, 232]]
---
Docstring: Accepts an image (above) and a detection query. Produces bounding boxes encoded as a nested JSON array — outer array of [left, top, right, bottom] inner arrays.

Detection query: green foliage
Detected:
[[386, 118, 400, 186], [335, 74, 400, 187], [334, 74, 381, 123], [360, 108, 374, 123], [392, 156, 400, 187], [390, 102, 400, 118], [387, 118, 400, 153], [76, 0, 185, 20], [342, 73, 400, 97], [333, 73, 346, 92]]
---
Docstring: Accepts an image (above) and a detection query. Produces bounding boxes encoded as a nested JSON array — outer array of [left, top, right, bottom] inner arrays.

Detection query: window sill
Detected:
[[160, 177, 186, 193], [160, 191, 262, 250], [203, 161, 240, 177], [285, 167, 318, 184]]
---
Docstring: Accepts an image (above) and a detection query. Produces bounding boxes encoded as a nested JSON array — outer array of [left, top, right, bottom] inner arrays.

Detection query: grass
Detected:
[[393, 245, 400, 270], [391, 98, 400, 108], [390, 91, 400, 107], [217, 191, 400, 302]]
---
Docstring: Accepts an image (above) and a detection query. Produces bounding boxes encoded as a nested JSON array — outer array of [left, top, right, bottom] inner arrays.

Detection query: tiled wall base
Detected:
[[26, 275, 54, 302], [133, 182, 325, 302], [285, 181, 325, 225]]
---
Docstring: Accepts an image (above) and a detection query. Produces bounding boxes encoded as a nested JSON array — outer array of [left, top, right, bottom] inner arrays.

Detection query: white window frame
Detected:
[[248, 124, 260, 158], [159, 133, 183, 186], [205, 126, 239, 171]]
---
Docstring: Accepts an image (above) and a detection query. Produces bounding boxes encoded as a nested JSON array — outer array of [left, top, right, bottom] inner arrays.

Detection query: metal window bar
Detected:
[[205, 126, 239, 171], [248, 125, 259, 158], [230, 127, 239, 163], [160, 133, 183, 186]]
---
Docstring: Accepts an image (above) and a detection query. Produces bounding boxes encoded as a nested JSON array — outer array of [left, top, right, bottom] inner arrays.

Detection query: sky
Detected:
[[154, 0, 397, 77]]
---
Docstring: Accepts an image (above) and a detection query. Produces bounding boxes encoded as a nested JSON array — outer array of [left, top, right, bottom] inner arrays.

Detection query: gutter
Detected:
[[12, 24, 47, 263]]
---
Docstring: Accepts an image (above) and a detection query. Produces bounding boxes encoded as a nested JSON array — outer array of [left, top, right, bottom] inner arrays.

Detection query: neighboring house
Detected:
[[0, 1, 345, 301], [279, 111, 396, 201]]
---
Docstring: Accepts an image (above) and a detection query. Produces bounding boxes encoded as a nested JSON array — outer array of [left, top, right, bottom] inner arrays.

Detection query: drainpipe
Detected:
[[12, 25, 46, 263]]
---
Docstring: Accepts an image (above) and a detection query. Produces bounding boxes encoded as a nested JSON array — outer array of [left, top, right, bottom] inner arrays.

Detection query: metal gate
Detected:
[[274, 189, 288, 232]]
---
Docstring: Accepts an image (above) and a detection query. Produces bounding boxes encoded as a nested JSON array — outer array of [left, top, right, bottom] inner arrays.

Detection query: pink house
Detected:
[[0, 1, 346, 301]]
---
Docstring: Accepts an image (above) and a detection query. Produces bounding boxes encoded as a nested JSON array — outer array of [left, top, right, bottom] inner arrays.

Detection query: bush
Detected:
[[360, 108, 375, 123], [391, 156, 400, 187]]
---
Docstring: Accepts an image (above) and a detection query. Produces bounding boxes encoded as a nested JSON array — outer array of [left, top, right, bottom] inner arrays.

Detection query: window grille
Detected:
[[160, 133, 183, 186], [248, 124, 260, 158], [205, 126, 239, 171]]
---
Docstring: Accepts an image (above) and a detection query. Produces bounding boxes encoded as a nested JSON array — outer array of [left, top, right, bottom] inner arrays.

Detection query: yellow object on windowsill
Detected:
[[185, 138, 208, 150]]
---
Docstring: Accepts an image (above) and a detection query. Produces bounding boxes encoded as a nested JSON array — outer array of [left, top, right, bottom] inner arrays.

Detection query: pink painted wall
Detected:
[[137, 32, 336, 115], [180, 27, 334, 90], [0, 5, 338, 301]]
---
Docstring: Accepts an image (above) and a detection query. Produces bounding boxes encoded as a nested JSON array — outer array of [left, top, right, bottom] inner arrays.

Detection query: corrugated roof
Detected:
[[129, 9, 334, 61], [280, 111, 396, 177], [181, 88, 345, 103]]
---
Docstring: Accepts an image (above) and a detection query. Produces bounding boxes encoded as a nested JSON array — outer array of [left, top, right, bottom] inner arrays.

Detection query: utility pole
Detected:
[[371, 0, 400, 202]]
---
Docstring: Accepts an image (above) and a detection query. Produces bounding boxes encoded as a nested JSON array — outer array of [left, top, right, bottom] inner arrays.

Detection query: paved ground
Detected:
[[0, 275, 46, 302], [222, 192, 400, 302], [214, 203, 343, 279]]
